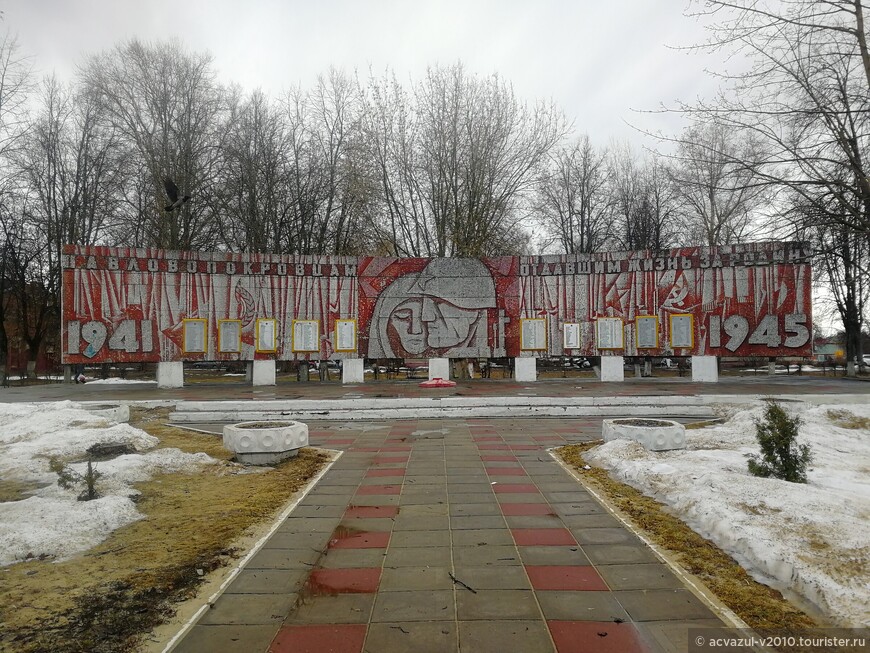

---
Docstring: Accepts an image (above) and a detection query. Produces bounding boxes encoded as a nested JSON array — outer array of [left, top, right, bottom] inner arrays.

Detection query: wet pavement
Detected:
[[170, 417, 728, 653]]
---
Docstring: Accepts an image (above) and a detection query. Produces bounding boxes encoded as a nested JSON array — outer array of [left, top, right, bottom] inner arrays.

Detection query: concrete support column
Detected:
[[600, 356, 624, 382], [252, 359, 276, 386], [691, 356, 719, 383], [428, 357, 450, 380], [342, 358, 364, 384], [63, 364, 72, 384], [767, 357, 777, 376], [245, 362, 253, 383], [157, 361, 184, 389], [514, 357, 537, 382]]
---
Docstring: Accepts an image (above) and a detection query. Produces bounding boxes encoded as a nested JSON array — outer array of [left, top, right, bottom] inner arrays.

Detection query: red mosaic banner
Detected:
[[61, 242, 812, 364]]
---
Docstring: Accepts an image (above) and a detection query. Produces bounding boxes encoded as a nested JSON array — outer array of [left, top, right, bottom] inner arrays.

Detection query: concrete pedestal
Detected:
[[603, 418, 686, 451], [342, 358, 364, 384], [514, 357, 537, 382], [428, 358, 450, 380], [251, 359, 276, 386], [692, 356, 718, 383], [223, 420, 309, 465], [600, 356, 624, 382], [157, 361, 184, 388]]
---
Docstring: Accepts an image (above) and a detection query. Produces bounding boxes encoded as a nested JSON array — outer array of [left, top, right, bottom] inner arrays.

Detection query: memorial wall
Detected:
[[61, 242, 813, 364]]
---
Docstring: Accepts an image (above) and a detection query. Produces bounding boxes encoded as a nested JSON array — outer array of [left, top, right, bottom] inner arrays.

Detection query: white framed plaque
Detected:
[[636, 316, 658, 349], [562, 322, 580, 350], [520, 318, 547, 351], [182, 319, 207, 354], [255, 318, 277, 353], [334, 319, 357, 352], [292, 320, 320, 352], [596, 317, 623, 350], [218, 319, 242, 353], [669, 313, 694, 349]]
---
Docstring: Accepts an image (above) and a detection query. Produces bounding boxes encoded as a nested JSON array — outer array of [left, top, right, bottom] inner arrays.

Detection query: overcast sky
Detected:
[[5, 0, 723, 147]]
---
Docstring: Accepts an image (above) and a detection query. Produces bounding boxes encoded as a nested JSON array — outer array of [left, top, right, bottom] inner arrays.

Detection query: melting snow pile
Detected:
[[0, 401, 217, 566], [584, 402, 870, 626]]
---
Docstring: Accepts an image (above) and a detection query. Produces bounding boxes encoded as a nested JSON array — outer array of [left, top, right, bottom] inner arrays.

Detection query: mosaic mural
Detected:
[[61, 242, 813, 364]]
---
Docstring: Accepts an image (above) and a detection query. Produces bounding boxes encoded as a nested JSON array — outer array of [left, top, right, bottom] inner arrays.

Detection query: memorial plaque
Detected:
[[218, 320, 241, 353], [335, 319, 357, 352], [636, 316, 658, 349], [183, 319, 207, 353], [293, 320, 320, 352], [520, 318, 547, 350], [670, 314, 693, 349], [256, 318, 277, 353], [563, 322, 580, 350], [596, 317, 623, 350]]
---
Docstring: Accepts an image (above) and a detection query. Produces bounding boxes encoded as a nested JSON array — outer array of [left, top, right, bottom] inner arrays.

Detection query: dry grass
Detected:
[[558, 443, 819, 636], [826, 409, 870, 430], [0, 408, 329, 653]]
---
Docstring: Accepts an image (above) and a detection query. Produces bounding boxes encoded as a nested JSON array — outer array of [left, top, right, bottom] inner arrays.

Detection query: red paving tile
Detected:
[[305, 568, 381, 593], [525, 566, 608, 591], [345, 505, 400, 518], [512, 528, 576, 546], [500, 503, 556, 516], [548, 621, 649, 653], [365, 468, 405, 477], [480, 455, 518, 462], [355, 484, 401, 495], [478, 444, 511, 450], [270, 624, 367, 653], [485, 466, 528, 476], [328, 529, 390, 549], [492, 483, 540, 494]]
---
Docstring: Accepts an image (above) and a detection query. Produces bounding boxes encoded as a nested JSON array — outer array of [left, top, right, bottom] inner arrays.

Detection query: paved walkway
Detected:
[[171, 417, 725, 653]]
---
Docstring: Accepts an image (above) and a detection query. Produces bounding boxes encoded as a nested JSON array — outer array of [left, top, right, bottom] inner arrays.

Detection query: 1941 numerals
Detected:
[[67, 320, 153, 357]]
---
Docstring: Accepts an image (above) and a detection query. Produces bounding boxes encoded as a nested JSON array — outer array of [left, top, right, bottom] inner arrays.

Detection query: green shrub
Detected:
[[747, 401, 812, 483], [49, 457, 102, 501]]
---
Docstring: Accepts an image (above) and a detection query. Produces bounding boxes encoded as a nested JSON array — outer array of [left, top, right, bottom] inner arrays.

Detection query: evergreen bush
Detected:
[[747, 401, 812, 483]]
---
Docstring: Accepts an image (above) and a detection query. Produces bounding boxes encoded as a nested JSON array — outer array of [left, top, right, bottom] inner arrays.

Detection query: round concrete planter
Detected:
[[84, 403, 130, 423], [222, 420, 309, 465], [602, 418, 686, 451]]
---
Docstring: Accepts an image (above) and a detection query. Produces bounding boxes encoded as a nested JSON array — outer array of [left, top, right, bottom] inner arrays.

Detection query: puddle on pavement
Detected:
[[326, 524, 367, 548]]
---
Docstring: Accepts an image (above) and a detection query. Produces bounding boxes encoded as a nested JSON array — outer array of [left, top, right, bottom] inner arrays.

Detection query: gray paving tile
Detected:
[[383, 546, 452, 568], [455, 589, 540, 620], [371, 590, 455, 622], [295, 493, 352, 506], [245, 548, 321, 570], [572, 527, 643, 546], [615, 589, 718, 621], [397, 503, 449, 517], [451, 528, 514, 547], [596, 564, 685, 590], [458, 620, 555, 653], [389, 529, 451, 548], [546, 490, 596, 503], [365, 622, 458, 653], [452, 545, 521, 567], [449, 493, 500, 505], [227, 569, 307, 594], [450, 565, 532, 590], [398, 494, 448, 505], [403, 475, 447, 485], [393, 515, 450, 531], [536, 590, 629, 621], [636, 619, 727, 653], [337, 517, 395, 532], [171, 624, 278, 653], [379, 566, 454, 591], [550, 501, 606, 516], [285, 593, 374, 624], [262, 531, 332, 550], [559, 513, 622, 528], [450, 515, 507, 530], [449, 502, 503, 517], [350, 494, 400, 506], [287, 504, 347, 518], [198, 593, 297, 625], [494, 493, 547, 503], [583, 544, 661, 565], [517, 546, 590, 566]]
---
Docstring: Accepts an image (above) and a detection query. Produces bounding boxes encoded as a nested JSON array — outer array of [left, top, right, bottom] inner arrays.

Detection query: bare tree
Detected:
[[667, 123, 768, 247], [363, 64, 568, 257], [80, 39, 226, 250], [536, 135, 613, 253]]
